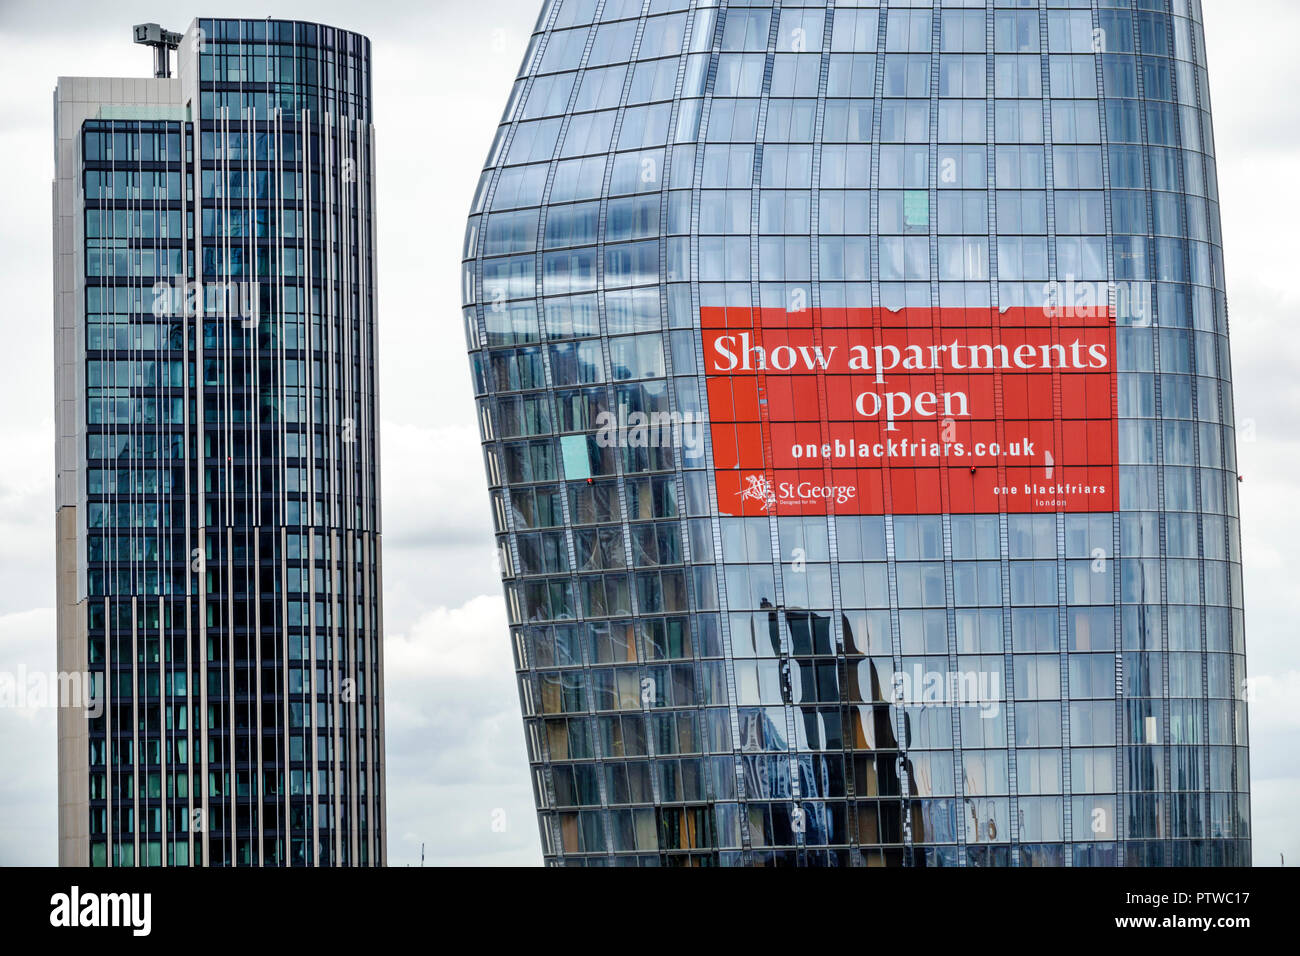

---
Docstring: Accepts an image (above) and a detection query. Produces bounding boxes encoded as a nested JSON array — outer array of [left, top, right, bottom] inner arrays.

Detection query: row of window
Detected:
[[514, 53, 1207, 118], [525, 6, 1207, 65], [521, 602, 1241, 666], [545, 745, 1243, 807], [483, 147, 1216, 229], [484, 189, 1213, 247], [547, 791, 1245, 856]]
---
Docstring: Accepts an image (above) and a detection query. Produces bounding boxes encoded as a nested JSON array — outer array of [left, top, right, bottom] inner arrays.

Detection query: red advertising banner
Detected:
[[702, 306, 1118, 516]]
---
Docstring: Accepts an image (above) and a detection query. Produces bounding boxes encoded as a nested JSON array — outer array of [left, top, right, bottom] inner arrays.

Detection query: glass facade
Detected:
[[463, 0, 1249, 866], [55, 19, 384, 866]]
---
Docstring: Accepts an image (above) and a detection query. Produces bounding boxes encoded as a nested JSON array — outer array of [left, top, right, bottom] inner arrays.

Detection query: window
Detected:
[[886, 9, 931, 53], [721, 9, 771, 52], [831, 9, 879, 53], [995, 11, 1039, 54], [940, 11, 984, 54]]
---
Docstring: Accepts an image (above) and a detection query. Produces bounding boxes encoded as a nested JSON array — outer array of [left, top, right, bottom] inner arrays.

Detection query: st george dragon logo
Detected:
[[737, 473, 776, 512]]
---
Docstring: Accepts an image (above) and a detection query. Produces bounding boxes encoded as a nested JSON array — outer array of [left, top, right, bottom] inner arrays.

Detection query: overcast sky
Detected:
[[0, 0, 1295, 867]]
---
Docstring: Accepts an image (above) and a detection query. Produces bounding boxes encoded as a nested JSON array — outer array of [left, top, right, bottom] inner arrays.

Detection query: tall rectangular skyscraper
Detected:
[[464, 0, 1250, 866], [54, 18, 385, 867]]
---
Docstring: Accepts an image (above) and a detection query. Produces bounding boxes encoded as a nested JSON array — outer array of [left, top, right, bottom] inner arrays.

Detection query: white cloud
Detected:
[[0, 608, 57, 864], [377, 419, 502, 636], [1244, 671, 1300, 732], [382, 595, 541, 867]]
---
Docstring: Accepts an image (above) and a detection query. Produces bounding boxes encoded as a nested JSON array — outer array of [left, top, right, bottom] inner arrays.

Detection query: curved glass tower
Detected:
[[464, 0, 1249, 866], [55, 18, 385, 866]]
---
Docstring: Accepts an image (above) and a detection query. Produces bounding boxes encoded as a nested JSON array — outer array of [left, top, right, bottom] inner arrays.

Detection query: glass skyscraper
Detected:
[[464, 0, 1249, 866], [54, 18, 385, 866]]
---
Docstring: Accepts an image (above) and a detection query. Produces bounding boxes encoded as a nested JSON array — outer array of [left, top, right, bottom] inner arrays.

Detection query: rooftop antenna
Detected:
[[132, 23, 183, 78]]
